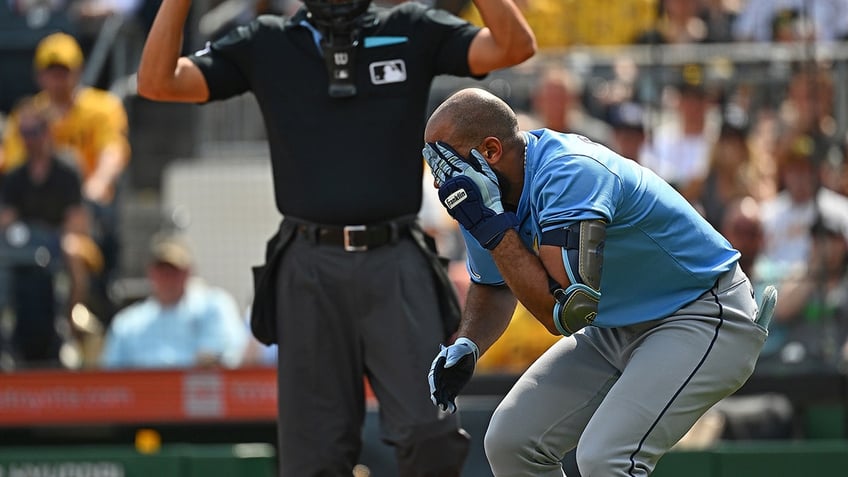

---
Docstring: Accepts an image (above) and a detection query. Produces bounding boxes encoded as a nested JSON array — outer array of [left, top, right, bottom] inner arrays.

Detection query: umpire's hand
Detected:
[[428, 337, 479, 413]]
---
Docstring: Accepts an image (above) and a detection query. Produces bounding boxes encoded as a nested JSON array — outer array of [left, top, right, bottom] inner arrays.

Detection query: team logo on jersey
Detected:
[[369, 60, 407, 85], [444, 189, 467, 209]]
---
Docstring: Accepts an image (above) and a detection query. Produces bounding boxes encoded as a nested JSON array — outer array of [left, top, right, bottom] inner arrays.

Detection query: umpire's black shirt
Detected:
[[190, 3, 481, 224]]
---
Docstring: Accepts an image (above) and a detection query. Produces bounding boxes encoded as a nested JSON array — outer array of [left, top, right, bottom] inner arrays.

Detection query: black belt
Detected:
[[293, 220, 412, 252]]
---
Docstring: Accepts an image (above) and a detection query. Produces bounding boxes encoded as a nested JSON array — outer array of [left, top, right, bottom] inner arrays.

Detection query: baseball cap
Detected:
[[674, 63, 707, 97], [150, 234, 193, 269], [34, 33, 84, 71]]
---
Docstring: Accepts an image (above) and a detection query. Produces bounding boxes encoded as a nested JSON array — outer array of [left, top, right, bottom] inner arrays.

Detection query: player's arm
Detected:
[[491, 221, 605, 336], [136, 0, 209, 102], [457, 281, 517, 357], [467, 0, 536, 75], [488, 229, 559, 334], [429, 270, 516, 413]]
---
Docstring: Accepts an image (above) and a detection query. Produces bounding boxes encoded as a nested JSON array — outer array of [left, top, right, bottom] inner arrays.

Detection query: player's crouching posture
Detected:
[[424, 88, 775, 477]]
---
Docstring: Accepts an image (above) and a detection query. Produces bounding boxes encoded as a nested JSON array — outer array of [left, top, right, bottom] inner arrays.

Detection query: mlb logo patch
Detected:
[[370, 60, 407, 85]]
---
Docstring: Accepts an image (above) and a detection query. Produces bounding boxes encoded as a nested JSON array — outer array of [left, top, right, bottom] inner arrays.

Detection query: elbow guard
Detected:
[[543, 221, 605, 336]]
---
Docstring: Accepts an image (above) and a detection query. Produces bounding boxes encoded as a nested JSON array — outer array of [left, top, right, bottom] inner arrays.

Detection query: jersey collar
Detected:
[[288, 5, 380, 52], [287, 5, 380, 32]]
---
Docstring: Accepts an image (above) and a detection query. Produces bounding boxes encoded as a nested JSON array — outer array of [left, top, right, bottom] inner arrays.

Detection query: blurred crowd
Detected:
[[0, 0, 848, 395]]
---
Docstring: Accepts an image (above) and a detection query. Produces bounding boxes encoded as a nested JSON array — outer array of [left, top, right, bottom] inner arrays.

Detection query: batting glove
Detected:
[[423, 142, 517, 249], [428, 337, 479, 414], [423, 141, 498, 199]]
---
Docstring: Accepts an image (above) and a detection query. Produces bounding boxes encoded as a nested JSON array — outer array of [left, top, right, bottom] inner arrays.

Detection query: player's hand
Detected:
[[423, 142, 516, 249], [428, 337, 479, 414], [423, 142, 501, 210]]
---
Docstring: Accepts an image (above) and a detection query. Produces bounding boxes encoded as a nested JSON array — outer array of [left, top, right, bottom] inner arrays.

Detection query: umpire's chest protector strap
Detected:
[[249, 220, 298, 345]]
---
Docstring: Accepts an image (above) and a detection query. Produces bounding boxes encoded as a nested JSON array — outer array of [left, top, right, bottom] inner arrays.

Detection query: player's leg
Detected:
[[362, 239, 470, 477], [484, 331, 620, 477], [275, 239, 367, 476], [576, 265, 767, 477]]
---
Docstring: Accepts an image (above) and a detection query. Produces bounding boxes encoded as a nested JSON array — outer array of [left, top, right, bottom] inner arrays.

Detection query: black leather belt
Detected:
[[294, 220, 411, 252]]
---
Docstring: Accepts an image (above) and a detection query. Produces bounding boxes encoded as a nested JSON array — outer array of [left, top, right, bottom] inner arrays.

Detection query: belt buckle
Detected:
[[344, 225, 368, 252]]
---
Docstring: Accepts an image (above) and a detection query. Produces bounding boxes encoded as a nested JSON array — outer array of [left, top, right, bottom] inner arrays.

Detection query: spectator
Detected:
[[772, 214, 848, 372], [743, 108, 781, 202], [633, 0, 712, 45], [760, 134, 848, 275], [775, 63, 838, 164], [517, 64, 611, 144], [135, 0, 534, 475], [1, 32, 131, 325], [99, 233, 248, 369], [699, 0, 743, 43], [604, 99, 647, 162], [820, 142, 848, 196], [732, 0, 848, 43], [689, 105, 756, 228], [641, 64, 716, 197], [0, 98, 102, 369]]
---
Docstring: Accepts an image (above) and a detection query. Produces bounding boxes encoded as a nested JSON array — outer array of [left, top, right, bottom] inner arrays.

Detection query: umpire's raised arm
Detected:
[[466, 0, 536, 75], [136, 0, 209, 103]]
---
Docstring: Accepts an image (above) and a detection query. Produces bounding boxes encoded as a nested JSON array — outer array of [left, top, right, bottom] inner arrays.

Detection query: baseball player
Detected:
[[424, 88, 773, 476]]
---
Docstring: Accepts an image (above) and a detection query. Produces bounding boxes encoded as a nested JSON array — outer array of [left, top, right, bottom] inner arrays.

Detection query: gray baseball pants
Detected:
[[484, 263, 768, 477]]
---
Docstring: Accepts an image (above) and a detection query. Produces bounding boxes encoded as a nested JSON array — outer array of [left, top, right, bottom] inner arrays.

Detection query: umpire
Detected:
[[137, 0, 535, 475]]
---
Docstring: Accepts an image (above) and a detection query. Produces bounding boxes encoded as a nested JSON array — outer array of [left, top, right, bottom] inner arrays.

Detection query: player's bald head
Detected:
[[425, 88, 520, 151]]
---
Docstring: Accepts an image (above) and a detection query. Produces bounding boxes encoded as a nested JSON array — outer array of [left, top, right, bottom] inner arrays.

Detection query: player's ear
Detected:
[[480, 137, 502, 163]]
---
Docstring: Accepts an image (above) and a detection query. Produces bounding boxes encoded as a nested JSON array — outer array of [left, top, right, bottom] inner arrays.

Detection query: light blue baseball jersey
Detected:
[[463, 129, 740, 327]]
